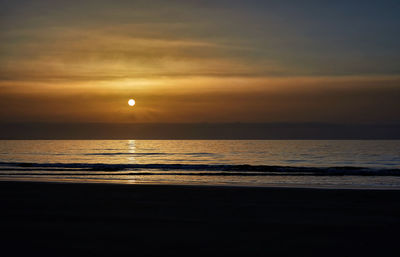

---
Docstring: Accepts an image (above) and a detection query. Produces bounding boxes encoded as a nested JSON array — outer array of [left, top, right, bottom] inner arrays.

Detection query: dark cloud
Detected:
[[1, 0, 400, 77]]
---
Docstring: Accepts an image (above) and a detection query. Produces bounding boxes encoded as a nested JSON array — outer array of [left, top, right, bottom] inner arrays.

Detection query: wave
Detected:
[[0, 161, 399, 176], [84, 152, 216, 156]]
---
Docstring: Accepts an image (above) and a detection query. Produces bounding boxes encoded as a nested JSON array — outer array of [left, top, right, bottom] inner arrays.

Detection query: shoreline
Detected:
[[2, 177, 400, 190], [1, 180, 400, 256]]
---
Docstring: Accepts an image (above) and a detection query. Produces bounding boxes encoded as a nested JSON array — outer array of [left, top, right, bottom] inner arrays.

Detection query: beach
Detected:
[[1, 181, 399, 256]]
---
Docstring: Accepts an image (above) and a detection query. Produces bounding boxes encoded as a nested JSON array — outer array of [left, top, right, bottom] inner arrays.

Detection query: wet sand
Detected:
[[1, 181, 400, 256]]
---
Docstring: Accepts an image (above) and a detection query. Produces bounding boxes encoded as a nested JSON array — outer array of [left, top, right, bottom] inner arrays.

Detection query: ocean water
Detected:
[[0, 140, 399, 188]]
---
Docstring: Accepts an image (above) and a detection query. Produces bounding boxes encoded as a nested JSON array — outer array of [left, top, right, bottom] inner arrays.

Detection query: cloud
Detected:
[[2, 0, 399, 84], [1, 76, 399, 123], [0, 25, 290, 83]]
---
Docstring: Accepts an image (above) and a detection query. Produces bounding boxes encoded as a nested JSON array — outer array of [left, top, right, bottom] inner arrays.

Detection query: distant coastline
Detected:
[[1, 122, 400, 140]]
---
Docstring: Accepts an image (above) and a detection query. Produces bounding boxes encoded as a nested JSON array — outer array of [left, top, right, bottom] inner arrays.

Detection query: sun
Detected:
[[128, 99, 136, 106]]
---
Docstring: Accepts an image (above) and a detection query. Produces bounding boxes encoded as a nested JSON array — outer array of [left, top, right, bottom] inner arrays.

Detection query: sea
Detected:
[[0, 140, 399, 189]]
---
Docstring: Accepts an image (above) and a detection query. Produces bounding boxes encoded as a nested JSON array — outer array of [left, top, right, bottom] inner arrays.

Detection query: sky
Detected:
[[1, 0, 399, 125]]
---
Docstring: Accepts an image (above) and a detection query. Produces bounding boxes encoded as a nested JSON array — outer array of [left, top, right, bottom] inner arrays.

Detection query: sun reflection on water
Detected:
[[128, 140, 136, 163]]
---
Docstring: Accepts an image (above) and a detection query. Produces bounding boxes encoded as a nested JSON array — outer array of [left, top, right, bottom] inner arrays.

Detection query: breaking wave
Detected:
[[0, 161, 399, 176]]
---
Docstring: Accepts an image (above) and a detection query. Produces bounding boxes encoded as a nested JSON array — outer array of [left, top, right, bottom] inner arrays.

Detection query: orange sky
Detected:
[[1, 0, 399, 124]]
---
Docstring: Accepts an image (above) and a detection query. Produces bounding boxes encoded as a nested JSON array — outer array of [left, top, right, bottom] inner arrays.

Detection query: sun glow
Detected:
[[128, 99, 136, 106]]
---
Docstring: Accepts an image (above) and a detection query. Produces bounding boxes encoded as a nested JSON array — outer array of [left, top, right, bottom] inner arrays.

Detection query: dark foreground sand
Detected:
[[1, 181, 400, 256]]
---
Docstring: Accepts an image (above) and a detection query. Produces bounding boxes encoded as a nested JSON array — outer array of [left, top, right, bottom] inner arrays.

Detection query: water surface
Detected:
[[0, 140, 399, 188]]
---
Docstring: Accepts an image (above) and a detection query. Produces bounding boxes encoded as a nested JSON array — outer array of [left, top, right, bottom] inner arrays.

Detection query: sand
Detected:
[[1, 181, 400, 256]]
